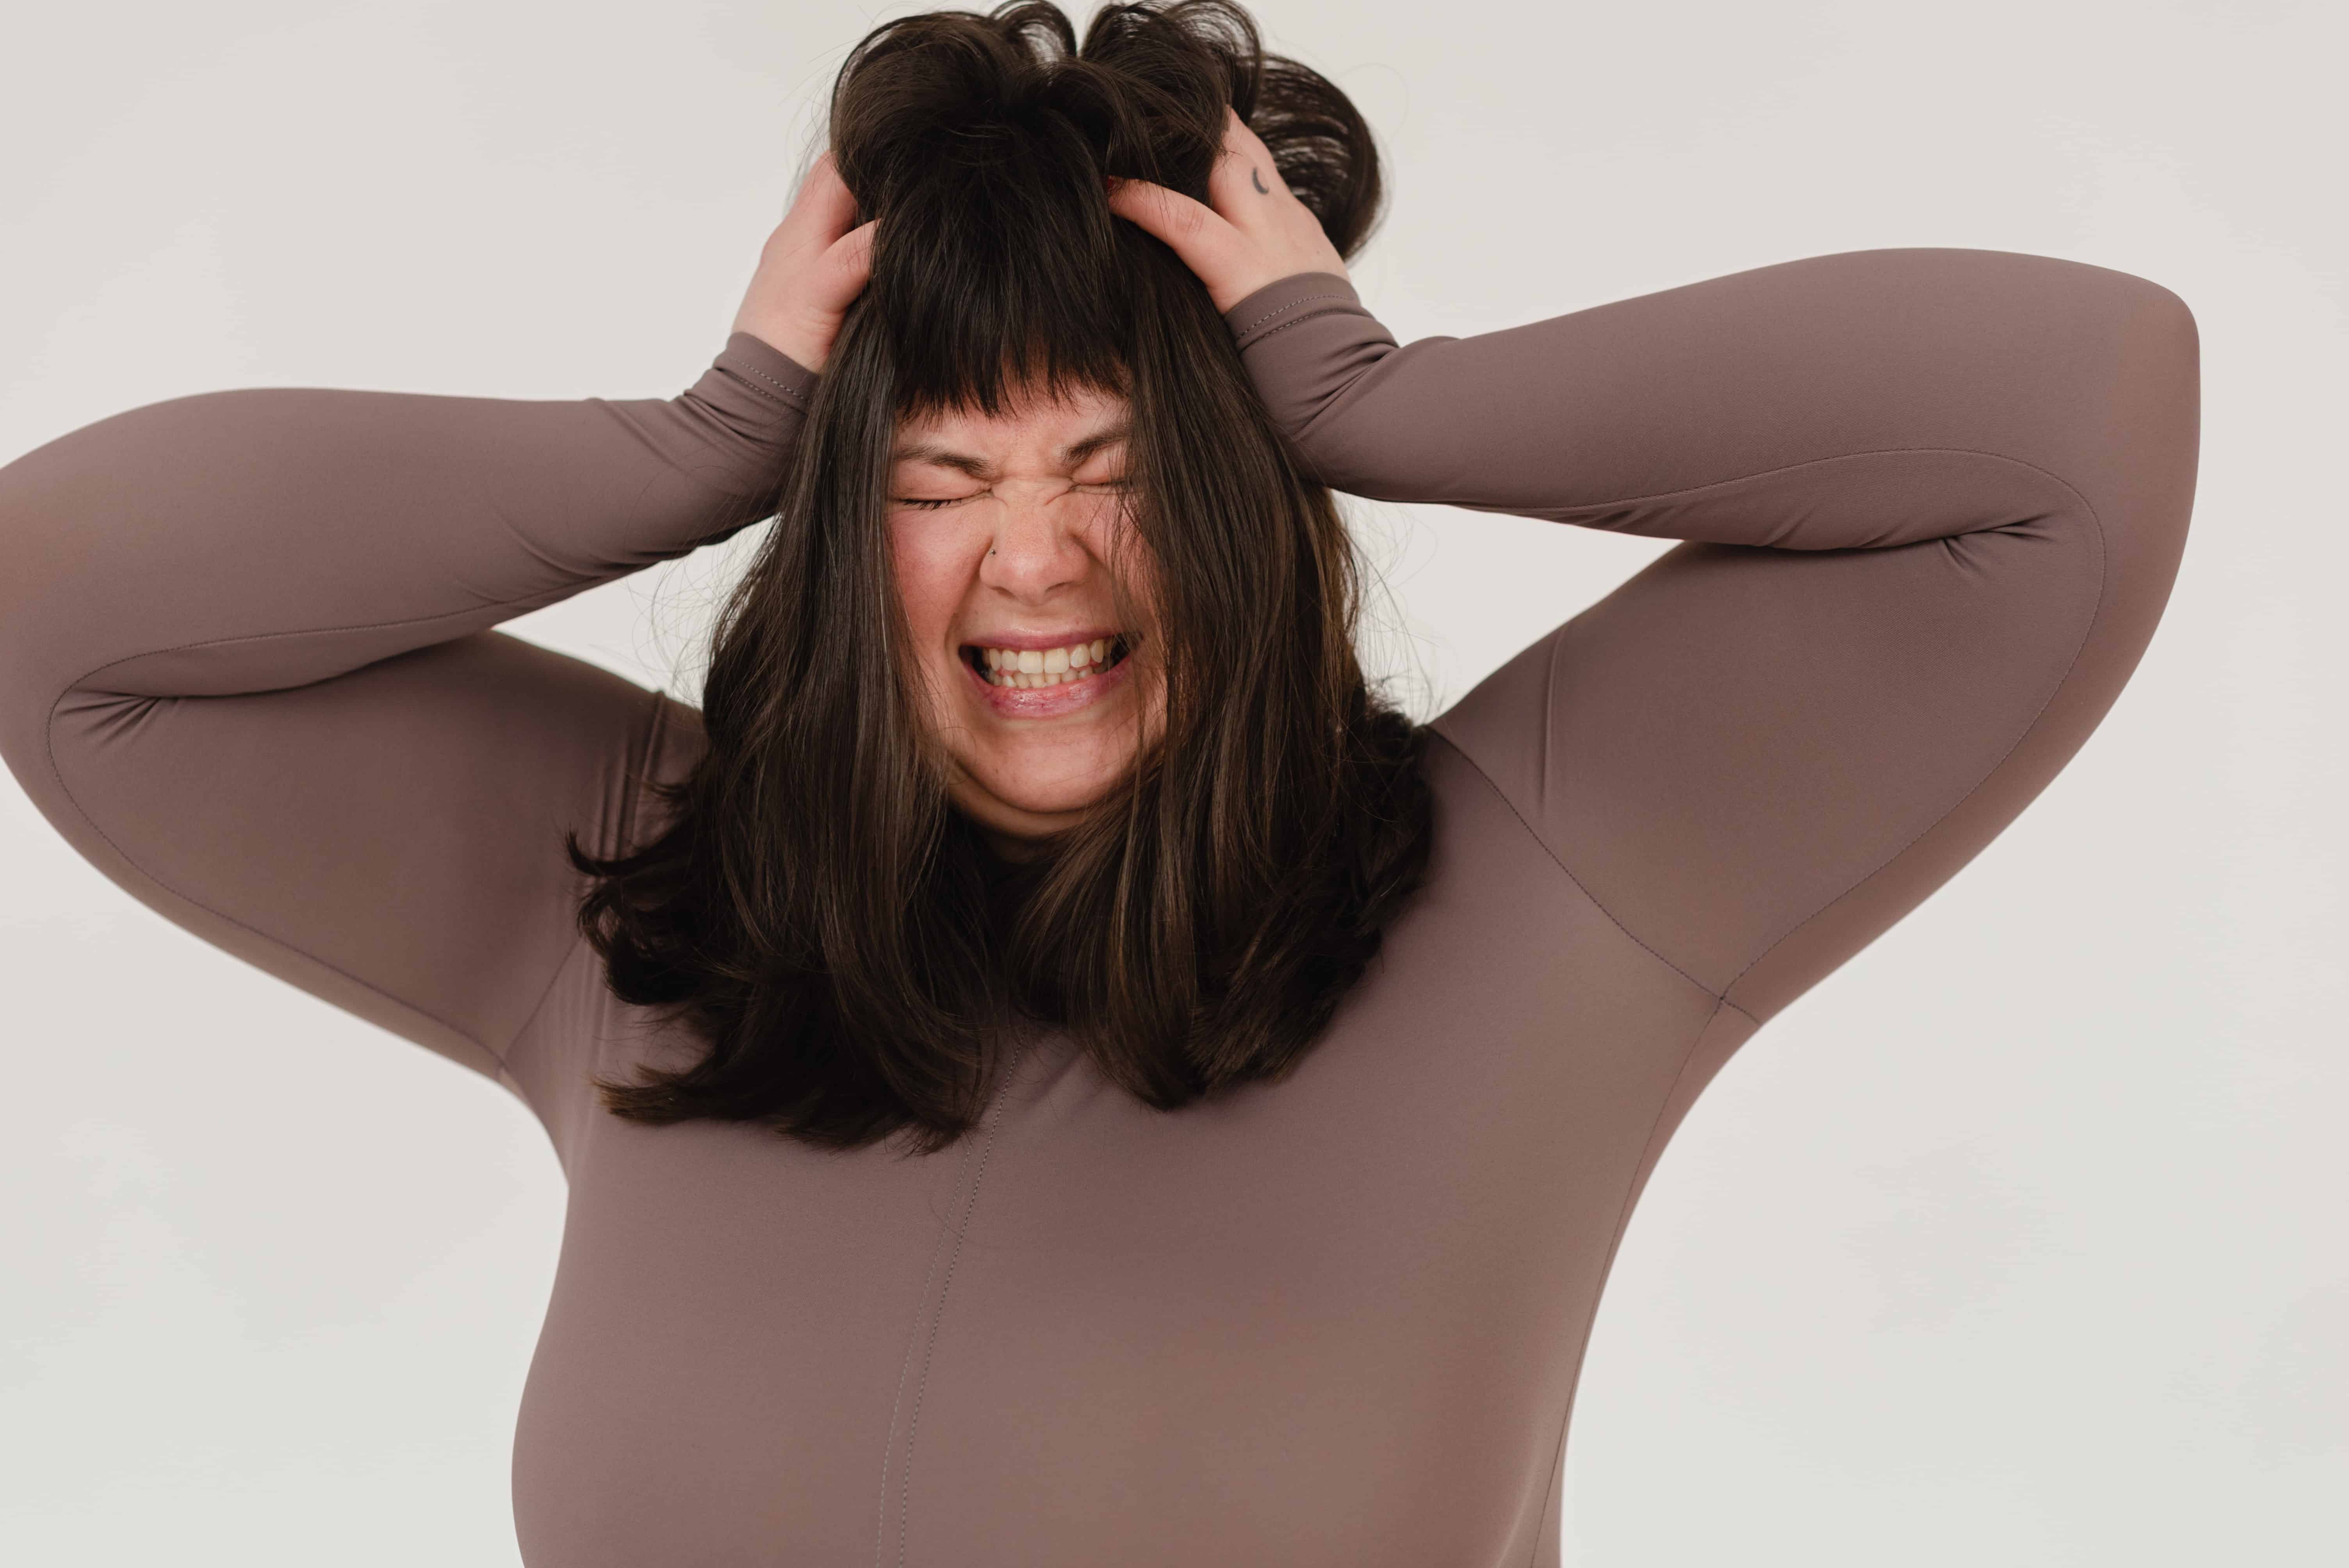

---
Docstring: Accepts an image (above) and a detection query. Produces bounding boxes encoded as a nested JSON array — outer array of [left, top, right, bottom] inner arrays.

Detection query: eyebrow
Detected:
[[891, 421, 1132, 479]]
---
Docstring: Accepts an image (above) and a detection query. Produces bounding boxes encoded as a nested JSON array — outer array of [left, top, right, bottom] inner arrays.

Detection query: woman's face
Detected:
[[887, 381, 1162, 843]]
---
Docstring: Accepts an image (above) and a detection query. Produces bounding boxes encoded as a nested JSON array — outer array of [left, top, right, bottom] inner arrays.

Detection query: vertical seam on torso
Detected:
[[880, 1076, 1014, 1567], [872, 1121, 984, 1568]]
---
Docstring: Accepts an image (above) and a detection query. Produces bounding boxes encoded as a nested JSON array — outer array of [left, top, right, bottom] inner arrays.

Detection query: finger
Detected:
[[1205, 107, 1289, 220], [781, 151, 861, 249], [1106, 176, 1244, 276], [823, 219, 879, 296], [788, 218, 877, 327], [1222, 103, 1274, 160]]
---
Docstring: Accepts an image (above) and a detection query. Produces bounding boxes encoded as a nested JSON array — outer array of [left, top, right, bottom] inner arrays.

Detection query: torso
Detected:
[[507, 736, 1752, 1568]]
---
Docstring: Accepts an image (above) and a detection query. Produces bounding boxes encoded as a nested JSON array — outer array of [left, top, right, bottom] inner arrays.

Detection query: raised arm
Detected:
[[1221, 249, 2197, 1021], [0, 161, 870, 1114], [0, 332, 813, 1096], [1113, 114, 2198, 1025]]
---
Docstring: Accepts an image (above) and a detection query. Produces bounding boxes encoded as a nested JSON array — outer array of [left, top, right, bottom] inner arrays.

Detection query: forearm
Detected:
[[0, 331, 814, 718], [1225, 248, 2196, 556]]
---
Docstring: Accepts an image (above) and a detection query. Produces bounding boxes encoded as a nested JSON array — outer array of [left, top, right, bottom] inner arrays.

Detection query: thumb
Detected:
[[813, 219, 878, 314]]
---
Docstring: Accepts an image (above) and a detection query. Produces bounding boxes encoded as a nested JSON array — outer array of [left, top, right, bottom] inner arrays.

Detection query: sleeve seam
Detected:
[[1498, 445, 2073, 524], [731, 363, 812, 413], [40, 684, 508, 1071], [501, 683, 669, 1063], [1312, 438, 2093, 527], [58, 586, 585, 685], [1233, 290, 1363, 341], [1239, 313, 1328, 351], [1428, 447, 2107, 1020], [1424, 728, 1722, 1007], [1719, 483, 2111, 1009], [39, 588, 676, 1073]]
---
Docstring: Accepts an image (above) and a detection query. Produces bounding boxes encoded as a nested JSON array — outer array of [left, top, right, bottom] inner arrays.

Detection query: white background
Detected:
[[2, 1, 2341, 1562]]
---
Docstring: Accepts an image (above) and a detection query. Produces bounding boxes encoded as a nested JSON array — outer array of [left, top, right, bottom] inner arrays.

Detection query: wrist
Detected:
[[1221, 271, 1365, 351], [731, 309, 841, 376], [713, 332, 820, 418]]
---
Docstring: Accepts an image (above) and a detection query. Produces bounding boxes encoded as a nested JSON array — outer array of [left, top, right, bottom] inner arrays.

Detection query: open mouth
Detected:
[[962, 635, 1132, 690]]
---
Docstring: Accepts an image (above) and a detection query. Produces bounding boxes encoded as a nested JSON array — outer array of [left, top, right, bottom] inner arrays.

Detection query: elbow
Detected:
[[2140, 276, 2198, 352], [2000, 254, 2200, 554], [2057, 256, 2201, 412], [2105, 267, 2202, 531], [0, 448, 113, 755], [2108, 263, 2196, 338], [2108, 268, 2200, 404], [2062, 264, 2200, 650]]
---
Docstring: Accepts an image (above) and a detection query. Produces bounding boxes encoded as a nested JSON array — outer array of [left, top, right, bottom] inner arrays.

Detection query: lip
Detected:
[[960, 640, 1134, 720]]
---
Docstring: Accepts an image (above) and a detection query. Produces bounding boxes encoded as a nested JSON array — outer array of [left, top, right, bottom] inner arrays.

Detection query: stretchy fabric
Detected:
[[0, 249, 2198, 1566]]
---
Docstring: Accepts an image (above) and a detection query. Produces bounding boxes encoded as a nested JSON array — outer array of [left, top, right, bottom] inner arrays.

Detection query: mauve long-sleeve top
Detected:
[[0, 249, 2198, 1566]]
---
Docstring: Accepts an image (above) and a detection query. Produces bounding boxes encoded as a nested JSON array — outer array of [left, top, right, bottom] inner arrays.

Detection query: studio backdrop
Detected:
[[0, 1, 2340, 1563]]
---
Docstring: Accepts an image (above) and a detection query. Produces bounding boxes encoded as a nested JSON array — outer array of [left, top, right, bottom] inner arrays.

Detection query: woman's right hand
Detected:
[[729, 151, 877, 374]]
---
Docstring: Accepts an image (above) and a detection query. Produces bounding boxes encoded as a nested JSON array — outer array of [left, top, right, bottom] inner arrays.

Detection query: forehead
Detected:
[[892, 380, 1132, 464]]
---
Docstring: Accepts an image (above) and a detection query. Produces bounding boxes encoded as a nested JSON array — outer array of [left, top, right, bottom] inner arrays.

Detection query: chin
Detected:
[[950, 762, 1128, 840]]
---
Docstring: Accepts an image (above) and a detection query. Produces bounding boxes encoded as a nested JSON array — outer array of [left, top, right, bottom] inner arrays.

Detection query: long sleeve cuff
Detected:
[[1219, 273, 1404, 467], [1222, 272, 1372, 351], [709, 331, 820, 419]]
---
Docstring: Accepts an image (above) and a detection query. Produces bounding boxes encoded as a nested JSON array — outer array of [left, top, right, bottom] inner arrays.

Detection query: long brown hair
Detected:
[[569, 0, 1432, 1153]]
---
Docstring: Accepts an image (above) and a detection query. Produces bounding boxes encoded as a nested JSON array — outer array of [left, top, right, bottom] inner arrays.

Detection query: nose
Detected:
[[978, 483, 1094, 602]]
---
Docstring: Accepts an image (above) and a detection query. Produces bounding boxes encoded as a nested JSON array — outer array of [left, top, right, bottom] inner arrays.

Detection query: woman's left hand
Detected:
[[1106, 107, 1350, 312]]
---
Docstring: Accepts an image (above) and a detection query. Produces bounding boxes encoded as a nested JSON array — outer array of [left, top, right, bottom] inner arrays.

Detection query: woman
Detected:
[[0, 1, 2197, 1563]]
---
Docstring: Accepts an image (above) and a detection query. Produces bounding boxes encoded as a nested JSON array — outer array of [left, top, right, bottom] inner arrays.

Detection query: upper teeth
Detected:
[[980, 638, 1115, 688]]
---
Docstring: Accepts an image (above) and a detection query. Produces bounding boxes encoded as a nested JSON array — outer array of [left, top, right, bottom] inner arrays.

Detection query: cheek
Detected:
[[1084, 506, 1159, 627], [888, 518, 980, 660]]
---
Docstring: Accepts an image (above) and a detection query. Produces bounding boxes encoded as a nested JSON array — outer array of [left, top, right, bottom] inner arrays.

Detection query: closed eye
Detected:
[[890, 481, 1131, 511]]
